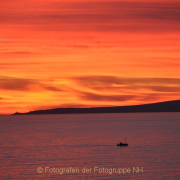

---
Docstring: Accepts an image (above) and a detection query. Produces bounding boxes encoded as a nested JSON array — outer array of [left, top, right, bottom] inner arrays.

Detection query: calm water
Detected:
[[0, 113, 180, 180]]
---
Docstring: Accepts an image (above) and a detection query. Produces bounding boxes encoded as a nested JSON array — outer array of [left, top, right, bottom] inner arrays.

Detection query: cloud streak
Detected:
[[1, 1, 179, 32], [73, 76, 180, 88], [0, 76, 63, 92], [78, 91, 136, 102], [72, 75, 180, 103]]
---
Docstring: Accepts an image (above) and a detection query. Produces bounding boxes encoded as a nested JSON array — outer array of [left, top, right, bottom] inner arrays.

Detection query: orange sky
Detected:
[[0, 0, 180, 114]]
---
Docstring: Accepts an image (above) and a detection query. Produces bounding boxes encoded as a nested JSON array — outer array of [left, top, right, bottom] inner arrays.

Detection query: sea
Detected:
[[0, 113, 180, 180]]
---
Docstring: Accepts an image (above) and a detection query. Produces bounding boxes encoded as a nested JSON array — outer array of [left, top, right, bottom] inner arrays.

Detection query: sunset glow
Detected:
[[0, 0, 180, 114]]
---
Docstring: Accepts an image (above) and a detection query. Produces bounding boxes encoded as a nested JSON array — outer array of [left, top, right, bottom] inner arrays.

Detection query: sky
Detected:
[[0, 0, 180, 114]]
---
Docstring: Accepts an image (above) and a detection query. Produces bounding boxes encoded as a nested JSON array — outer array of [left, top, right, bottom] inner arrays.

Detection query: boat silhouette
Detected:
[[117, 138, 128, 146]]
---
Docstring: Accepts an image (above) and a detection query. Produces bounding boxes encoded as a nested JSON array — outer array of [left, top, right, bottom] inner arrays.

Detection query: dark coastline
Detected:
[[12, 100, 180, 115]]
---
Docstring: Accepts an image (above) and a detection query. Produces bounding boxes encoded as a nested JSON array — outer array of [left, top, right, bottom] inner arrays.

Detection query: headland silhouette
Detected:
[[13, 100, 180, 115]]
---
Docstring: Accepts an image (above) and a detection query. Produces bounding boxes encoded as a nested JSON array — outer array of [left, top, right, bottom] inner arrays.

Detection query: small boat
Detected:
[[117, 138, 128, 146]]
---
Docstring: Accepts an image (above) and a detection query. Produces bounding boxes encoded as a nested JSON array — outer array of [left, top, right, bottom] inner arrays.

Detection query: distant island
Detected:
[[12, 100, 180, 115]]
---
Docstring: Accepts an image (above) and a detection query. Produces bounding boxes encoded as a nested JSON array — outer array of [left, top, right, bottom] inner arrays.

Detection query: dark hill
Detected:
[[13, 100, 180, 115]]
